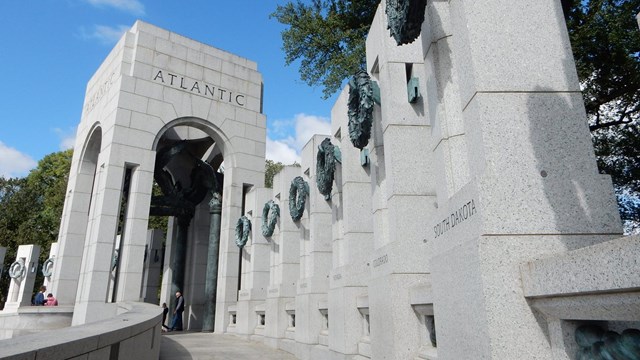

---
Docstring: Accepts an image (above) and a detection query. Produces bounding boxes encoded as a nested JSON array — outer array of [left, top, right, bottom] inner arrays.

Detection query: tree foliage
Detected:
[[562, 0, 640, 231], [271, 0, 378, 98], [265, 160, 285, 188], [562, 0, 640, 131], [0, 149, 72, 305]]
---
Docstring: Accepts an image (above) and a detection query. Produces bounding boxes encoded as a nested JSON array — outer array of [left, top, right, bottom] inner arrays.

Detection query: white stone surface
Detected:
[[42, 242, 58, 290], [521, 235, 640, 298], [3, 245, 41, 312]]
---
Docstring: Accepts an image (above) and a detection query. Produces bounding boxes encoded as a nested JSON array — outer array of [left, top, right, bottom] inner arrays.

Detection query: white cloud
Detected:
[[53, 127, 77, 150], [286, 113, 332, 150], [266, 113, 331, 165], [86, 0, 145, 15], [266, 138, 299, 165], [80, 24, 129, 45], [0, 141, 37, 178]]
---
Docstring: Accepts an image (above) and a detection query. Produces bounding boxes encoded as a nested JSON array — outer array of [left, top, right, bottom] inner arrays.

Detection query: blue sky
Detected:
[[0, 0, 337, 177]]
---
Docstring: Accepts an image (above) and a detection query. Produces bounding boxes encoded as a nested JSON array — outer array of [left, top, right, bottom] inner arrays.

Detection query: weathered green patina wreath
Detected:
[[386, 0, 427, 45], [235, 215, 252, 248], [8, 259, 26, 279], [316, 138, 341, 200], [348, 70, 375, 150], [42, 258, 55, 277], [289, 176, 309, 222], [574, 324, 640, 359], [261, 200, 280, 237]]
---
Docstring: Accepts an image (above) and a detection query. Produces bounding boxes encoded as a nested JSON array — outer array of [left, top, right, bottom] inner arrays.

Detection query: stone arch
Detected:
[[153, 116, 236, 169], [51, 123, 103, 306]]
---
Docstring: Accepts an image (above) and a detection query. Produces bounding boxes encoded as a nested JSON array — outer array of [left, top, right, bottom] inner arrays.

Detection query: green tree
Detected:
[[0, 149, 72, 306], [265, 160, 285, 188], [271, 0, 378, 98], [562, 0, 640, 231]]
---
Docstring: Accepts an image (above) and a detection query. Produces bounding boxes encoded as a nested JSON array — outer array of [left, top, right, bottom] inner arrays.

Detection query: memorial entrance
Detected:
[[49, 21, 266, 332]]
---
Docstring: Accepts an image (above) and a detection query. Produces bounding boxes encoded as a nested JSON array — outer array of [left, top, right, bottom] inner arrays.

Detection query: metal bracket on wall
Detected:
[[408, 77, 420, 103], [360, 148, 370, 167]]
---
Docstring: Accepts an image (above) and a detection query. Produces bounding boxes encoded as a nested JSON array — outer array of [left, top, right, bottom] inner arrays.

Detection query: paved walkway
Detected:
[[160, 332, 297, 360]]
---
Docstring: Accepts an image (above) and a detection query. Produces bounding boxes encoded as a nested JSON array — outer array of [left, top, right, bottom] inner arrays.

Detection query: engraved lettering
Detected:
[[433, 199, 478, 239], [151, 69, 247, 107]]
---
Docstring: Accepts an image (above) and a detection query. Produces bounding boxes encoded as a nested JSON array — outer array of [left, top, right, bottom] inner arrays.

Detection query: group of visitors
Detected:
[[32, 286, 58, 306], [162, 291, 185, 332]]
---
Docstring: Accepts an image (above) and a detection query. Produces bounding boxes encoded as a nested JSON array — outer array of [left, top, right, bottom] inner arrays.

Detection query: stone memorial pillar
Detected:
[[141, 229, 164, 304], [235, 187, 271, 337], [42, 242, 58, 290], [328, 88, 375, 359], [422, 1, 623, 359], [3, 245, 41, 313], [364, 4, 436, 359], [294, 135, 333, 359], [264, 166, 302, 349]]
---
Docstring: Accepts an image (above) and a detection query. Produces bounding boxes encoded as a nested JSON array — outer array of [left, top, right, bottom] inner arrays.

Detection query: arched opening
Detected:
[[150, 118, 228, 331]]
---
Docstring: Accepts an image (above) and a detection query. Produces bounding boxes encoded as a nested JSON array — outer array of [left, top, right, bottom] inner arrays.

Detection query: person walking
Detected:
[[170, 291, 185, 331]]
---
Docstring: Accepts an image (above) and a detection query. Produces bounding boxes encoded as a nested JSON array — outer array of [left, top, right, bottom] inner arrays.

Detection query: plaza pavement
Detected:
[[160, 331, 297, 359]]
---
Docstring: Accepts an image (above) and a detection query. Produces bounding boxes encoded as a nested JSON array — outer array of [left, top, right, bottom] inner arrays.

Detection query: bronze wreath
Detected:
[[8, 259, 26, 279], [235, 215, 252, 248], [42, 257, 55, 277], [386, 0, 427, 45], [316, 138, 338, 200], [261, 200, 280, 237], [348, 70, 374, 150], [289, 176, 309, 222]]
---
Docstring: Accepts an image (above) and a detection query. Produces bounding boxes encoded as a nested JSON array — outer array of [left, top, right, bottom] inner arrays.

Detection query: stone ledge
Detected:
[[0, 302, 161, 360], [520, 235, 640, 298]]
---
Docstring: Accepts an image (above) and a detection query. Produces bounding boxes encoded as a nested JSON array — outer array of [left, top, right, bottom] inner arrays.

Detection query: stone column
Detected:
[[264, 166, 302, 350], [295, 135, 333, 359], [202, 192, 222, 332], [364, 3, 436, 359], [50, 136, 101, 306], [172, 217, 190, 296], [42, 242, 59, 290], [115, 162, 155, 303], [3, 245, 41, 313], [236, 187, 271, 338], [141, 229, 164, 304], [215, 164, 264, 333], [72, 148, 122, 325], [424, 1, 623, 359], [327, 87, 374, 360]]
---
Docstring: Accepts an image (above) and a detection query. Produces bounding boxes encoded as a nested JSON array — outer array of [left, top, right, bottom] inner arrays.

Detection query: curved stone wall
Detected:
[[0, 302, 162, 360], [0, 306, 74, 340]]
